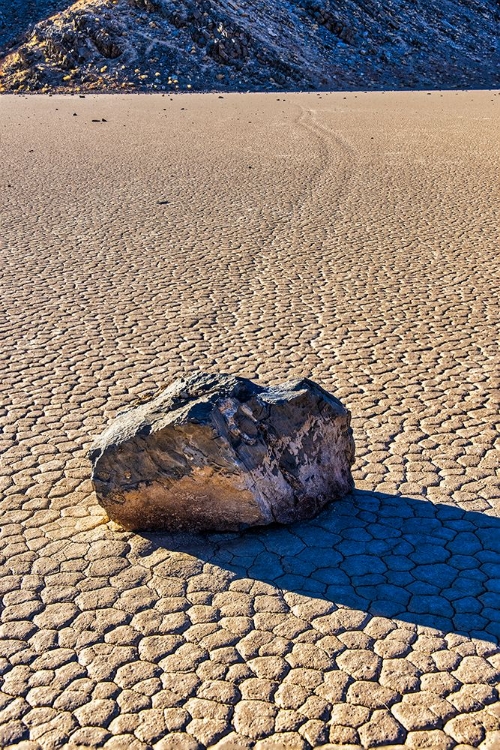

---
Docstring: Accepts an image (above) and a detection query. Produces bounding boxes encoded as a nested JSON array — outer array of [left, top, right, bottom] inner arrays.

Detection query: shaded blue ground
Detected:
[[146, 490, 500, 643]]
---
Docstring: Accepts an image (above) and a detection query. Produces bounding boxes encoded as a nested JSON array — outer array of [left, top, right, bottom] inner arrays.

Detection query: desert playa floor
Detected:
[[1, 91, 499, 750]]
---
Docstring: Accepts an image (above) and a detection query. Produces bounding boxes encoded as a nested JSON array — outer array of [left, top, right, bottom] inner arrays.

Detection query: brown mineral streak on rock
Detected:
[[104, 466, 264, 531], [89, 373, 355, 531]]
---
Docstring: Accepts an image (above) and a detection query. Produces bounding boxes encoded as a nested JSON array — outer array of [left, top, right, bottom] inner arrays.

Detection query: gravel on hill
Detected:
[[0, 0, 499, 93]]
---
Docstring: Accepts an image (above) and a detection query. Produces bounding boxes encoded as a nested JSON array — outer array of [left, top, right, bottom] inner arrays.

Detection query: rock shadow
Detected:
[[143, 490, 500, 643]]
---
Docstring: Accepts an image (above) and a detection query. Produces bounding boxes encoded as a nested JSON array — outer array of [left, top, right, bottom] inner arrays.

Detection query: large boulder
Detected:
[[89, 373, 355, 531]]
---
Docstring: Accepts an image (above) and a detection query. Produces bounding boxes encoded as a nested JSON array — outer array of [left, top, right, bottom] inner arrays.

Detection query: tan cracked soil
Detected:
[[0, 91, 499, 750]]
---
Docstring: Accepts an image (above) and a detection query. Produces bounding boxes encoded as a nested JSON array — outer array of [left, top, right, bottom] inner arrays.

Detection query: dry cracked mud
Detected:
[[0, 90, 499, 749]]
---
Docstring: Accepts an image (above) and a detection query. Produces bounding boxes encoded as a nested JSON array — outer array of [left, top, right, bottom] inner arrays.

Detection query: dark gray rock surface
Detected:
[[89, 373, 355, 531], [1, 0, 498, 92]]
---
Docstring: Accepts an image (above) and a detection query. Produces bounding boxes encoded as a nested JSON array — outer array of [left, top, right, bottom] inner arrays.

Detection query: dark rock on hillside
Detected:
[[0, 0, 498, 93], [89, 373, 355, 531], [0, 0, 70, 55]]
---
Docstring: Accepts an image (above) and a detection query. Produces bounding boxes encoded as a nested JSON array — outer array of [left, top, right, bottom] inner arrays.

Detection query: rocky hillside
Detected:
[[0, 0, 499, 93]]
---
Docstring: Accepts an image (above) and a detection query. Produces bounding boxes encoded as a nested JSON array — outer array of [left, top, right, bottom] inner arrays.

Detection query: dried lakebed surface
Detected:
[[0, 91, 499, 749]]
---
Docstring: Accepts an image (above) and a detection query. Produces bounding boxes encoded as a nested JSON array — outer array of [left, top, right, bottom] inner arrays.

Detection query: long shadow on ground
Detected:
[[144, 490, 500, 643]]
